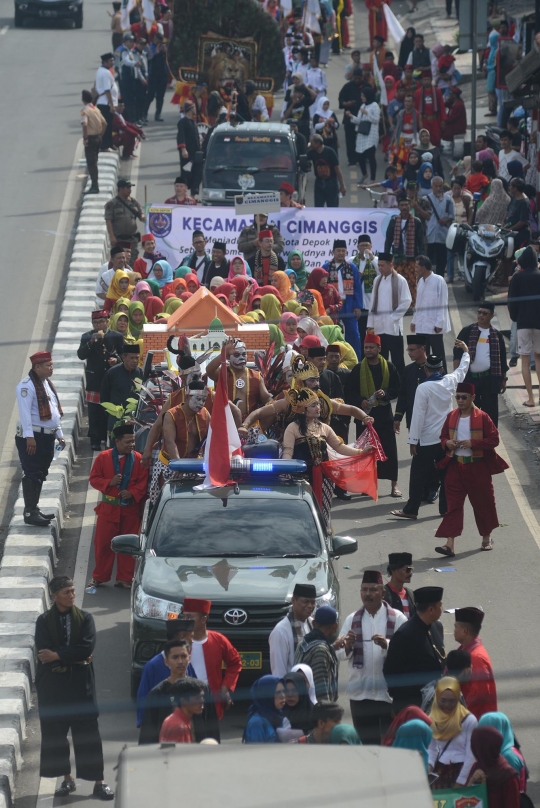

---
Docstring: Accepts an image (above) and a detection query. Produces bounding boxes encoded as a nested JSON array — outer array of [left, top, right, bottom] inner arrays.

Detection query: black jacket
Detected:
[[338, 80, 364, 122], [202, 260, 230, 287], [394, 361, 425, 428], [319, 368, 343, 400], [77, 330, 123, 392], [383, 583, 417, 618], [344, 360, 400, 425], [383, 613, 445, 713], [384, 215, 425, 257], [454, 323, 508, 383], [508, 267, 540, 330], [176, 116, 200, 159]]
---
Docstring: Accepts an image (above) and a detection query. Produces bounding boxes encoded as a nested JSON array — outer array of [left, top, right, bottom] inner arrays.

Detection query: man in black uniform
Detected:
[[453, 301, 507, 427], [176, 100, 201, 196], [383, 585, 445, 714], [35, 576, 113, 800], [104, 179, 144, 265], [383, 552, 416, 618], [338, 68, 365, 166], [99, 343, 142, 436], [77, 311, 123, 451], [345, 333, 401, 497]]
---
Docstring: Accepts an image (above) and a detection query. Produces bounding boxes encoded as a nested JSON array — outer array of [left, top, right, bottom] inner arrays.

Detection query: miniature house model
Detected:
[[142, 287, 270, 363]]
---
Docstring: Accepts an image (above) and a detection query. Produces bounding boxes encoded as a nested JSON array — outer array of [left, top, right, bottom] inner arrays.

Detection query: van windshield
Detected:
[[207, 134, 295, 172], [151, 497, 322, 558]]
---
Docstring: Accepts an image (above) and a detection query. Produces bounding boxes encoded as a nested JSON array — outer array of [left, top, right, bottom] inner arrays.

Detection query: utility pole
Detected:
[[470, 0, 477, 152]]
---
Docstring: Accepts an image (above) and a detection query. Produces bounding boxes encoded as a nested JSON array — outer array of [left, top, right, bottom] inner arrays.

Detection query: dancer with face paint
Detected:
[[206, 337, 273, 418]]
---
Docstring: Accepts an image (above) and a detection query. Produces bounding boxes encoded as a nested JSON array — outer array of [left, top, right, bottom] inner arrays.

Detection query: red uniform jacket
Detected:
[[90, 449, 148, 524], [159, 707, 193, 743], [459, 638, 498, 720], [201, 631, 242, 720], [439, 407, 509, 475]]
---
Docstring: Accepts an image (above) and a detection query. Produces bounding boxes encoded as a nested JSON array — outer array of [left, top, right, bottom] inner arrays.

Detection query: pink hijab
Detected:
[[227, 254, 249, 281], [131, 280, 152, 301], [279, 312, 299, 344]]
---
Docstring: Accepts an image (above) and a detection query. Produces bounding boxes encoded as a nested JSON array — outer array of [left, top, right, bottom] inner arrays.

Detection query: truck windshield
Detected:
[[151, 497, 321, 557], [206, 134, 295, 172]]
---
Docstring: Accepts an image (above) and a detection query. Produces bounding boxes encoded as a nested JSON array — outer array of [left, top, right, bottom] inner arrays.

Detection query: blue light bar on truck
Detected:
[[168, 458, 307, 474]]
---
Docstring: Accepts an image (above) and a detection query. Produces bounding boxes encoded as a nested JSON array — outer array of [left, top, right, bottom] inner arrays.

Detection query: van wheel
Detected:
[[131, 670, 141, 700], [472, 269, 485, 302], [14, 7, 24, 25]]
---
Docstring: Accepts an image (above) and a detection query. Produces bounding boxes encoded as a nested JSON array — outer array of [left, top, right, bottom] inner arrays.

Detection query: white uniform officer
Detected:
[[15, 351, 65, 526]]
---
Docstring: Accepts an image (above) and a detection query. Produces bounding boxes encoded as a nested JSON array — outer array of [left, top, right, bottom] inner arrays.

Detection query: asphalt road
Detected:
[[9, 0, 540, 804], [0, 0, 119, 531]]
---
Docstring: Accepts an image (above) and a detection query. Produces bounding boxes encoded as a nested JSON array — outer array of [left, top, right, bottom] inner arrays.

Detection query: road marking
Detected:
[[0, 26, 8, 35], [448, 285, 540, 551], [36, 776, 56, 808], [73, 479, 99, 605], [0, 138, 84, 528]]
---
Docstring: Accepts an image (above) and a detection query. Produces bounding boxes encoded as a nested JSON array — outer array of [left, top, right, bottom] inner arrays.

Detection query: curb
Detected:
[[0, 153, 119, 807]]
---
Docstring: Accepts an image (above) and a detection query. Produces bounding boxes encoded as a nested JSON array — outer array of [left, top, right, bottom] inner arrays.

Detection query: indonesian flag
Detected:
[[141, 0, 155, 25], [194, 348, 241, 490], [321, 453, 378, 500]]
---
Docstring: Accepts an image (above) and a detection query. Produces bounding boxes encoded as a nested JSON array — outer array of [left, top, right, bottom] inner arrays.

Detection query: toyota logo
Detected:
[[223, 608, 248, 626]]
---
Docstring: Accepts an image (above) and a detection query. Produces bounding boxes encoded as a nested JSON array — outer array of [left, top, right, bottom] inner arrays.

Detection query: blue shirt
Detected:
[[244, 714, 278, 744], [136, 653, 197, 726]]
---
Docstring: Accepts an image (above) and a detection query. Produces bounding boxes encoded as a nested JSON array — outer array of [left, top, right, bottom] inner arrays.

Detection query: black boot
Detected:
[[334, 485, 352, 501], [22, 478, 50, 527], [36, 480, 55, 520]]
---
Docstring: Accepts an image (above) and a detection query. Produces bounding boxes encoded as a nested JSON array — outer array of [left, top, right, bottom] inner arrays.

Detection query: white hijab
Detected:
[[291, 663, 317, 704], [313, 95, 334, 119], [296, 317, 328, 347]]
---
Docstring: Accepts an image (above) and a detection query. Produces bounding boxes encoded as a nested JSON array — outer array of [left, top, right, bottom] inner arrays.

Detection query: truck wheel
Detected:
[[74, 6, 83, 27], [472, 267, 485, 302]]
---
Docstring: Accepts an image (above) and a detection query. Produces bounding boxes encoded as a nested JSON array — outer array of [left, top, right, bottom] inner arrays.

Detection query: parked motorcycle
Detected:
[[446, 222, 515, 301]]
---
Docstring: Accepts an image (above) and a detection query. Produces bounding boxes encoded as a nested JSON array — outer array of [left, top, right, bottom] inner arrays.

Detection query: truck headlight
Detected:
[[134, 586, 182, 620], [315, 589, 338, 611], [204, 189, 225, 200]]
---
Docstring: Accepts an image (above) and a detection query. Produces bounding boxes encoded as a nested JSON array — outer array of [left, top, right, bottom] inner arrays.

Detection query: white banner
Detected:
[[146, 205, 393, 270]]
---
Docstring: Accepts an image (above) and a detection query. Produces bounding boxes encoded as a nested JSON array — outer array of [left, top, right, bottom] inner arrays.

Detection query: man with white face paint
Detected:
[[148, 381, 210, 502], [206, 337, 272, 419]]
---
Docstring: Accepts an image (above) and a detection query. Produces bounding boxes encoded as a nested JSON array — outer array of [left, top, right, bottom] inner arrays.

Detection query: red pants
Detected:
[[113, 131, 137, 158], [435, 460, 499, 538], [92, 506, 139, 583], [423, 120, 441, 147]]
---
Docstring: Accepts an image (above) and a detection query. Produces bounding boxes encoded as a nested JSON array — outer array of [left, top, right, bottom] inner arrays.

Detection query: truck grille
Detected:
[[207, 602, 289, 630]]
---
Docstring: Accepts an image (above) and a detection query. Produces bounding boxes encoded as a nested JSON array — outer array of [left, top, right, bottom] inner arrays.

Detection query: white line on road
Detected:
[[448, 285, 540, 551], [36, 776, 56, 808], [73, 477, 99, 605], [0, 26, 8, 35]]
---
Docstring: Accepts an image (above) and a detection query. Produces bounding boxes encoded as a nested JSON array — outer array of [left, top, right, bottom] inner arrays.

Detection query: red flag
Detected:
[[196, 347, 241, 489], [321, 452, 378, 500]]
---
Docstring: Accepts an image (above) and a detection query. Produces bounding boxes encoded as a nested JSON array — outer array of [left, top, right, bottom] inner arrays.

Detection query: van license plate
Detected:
[[222, 652, 262, 670]]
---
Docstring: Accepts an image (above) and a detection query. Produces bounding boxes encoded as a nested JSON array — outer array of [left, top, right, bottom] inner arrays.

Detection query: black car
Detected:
[[15, 0, 83, 27], [112, 458, 358, 696]]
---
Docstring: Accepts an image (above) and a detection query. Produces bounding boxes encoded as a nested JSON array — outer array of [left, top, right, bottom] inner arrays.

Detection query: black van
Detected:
[[200, 122, 307, 206]]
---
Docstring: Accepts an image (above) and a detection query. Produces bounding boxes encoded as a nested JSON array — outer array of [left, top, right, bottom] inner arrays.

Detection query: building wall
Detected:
[[143, 328, 270, 364]]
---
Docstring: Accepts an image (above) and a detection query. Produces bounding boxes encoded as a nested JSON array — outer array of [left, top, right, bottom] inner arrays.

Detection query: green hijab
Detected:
[[320, 324, 345, 343], [146, 278, 162, 298], [284, 299, 302, 314], [128, 301, 147, 338], [174, 266, 191, 279], [329, 724, 362, 745], [107, 312, 136, 343], [286, 250, 308, 289], [260, 293, 282, 323], [268, 324, 285, 350], [163, 297, 183, 315], [112, 296, 132, 315]]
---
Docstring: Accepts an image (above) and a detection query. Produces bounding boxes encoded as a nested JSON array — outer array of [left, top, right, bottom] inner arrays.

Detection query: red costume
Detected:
[[414, 85, 447, 147], [89, 448, 148, 583], [435, 407, 508, 540], [443, 96, 467, 140], [112, 112, 144, 158], [158, 707, 193, 743], [366, 0, 391, 45], [226, 367, 262, 415], [162, 404, 210, 460], [459, 637, 498, 720]]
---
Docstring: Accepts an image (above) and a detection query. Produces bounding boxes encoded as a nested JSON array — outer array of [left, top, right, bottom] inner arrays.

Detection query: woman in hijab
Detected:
[[250, 294, 262, 311], [384, 75, 397, 104], [475, 178, 510, 225], [143, 295, 164, 321], [172, 277, 187, 297], [393, 720, 433, 773], [163, 298, 182, 315], [243, 676, 287, 743], [271, 270, 296, 303], [398, 26, 416, 69], [127, 301, 147, 339], [258, 285, 284, 305], [313, 96, 339, 152], [279, 312, 298, 345], [287, 250, 308, 290], [148, 259, 174, 297], [268, 324, 285, 351], [291, 663, 317, 704], [507, 160, 525, 180], [111, 296, 131, 315], [477, 148, 498, 180], [383, 705, 433, 747], [452, 155, 471, 179], [415, 128, 445, 178], [212, 282, 238, 310], [350, 86, 381, 184], [486, 29, 500, 118], [179, 291, 192, 303], [183, 273, 201, 294], [468, 727, 520, 808], [478, 712, 526, 789], [320, 324, 358, 369], [283, 672, 314, 734], [209, 276, 225, 291], [417, 162, 435, 197], [306, 268, 342, 316], [285, 269, 300, 294], [107, 312, 133, 341], [145, 278, 161, 299], [428, 677, 477, 789], [173, 265, 191, 279], [329, 725, 361, 745], [298, 334, 321, 358], [104, 269, 132, 312], [227, 254, 252, 281], [402, 149, 421, 186], [260, 293, 282, 322], [296, 316, 328, 347], [131, 280, 153, 303]]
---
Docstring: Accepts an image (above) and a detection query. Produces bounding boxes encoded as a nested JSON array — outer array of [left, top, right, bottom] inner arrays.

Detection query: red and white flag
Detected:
[[194, 348, 242, 490]]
